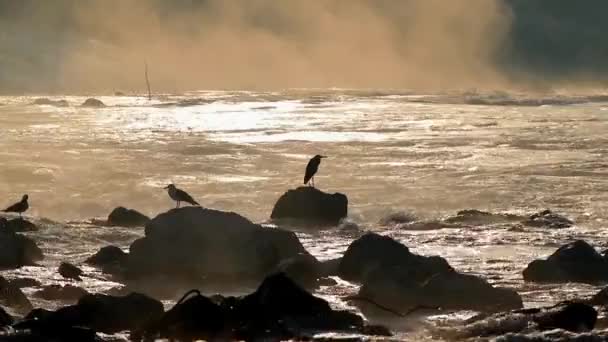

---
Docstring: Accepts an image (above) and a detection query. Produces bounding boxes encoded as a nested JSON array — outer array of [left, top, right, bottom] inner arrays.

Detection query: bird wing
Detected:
[[3, 202, 21, 212], [178, 189, 200, 206], [304, 159, 317, 184]]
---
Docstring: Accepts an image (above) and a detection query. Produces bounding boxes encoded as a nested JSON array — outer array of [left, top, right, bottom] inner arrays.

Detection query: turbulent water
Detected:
[[1, 90, 608, 340]]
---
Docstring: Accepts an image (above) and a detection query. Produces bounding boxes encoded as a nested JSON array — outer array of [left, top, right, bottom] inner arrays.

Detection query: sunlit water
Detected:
[[0, 90, 608, 340]]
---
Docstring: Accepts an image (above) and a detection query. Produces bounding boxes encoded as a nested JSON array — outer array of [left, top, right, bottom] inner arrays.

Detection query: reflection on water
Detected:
[[0, 90, 607, 339]]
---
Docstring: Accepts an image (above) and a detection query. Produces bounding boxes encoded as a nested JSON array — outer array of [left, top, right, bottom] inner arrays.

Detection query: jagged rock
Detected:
[[271, 187, 348, 225], [32, 98, 69, 107], [338, 233, 453, 283], [58, 262, 83, 281], [523, 209, 574, 229], [34, 284, 89, 302], [107, 207, 150, 227], [81, 98, 105, 107], [126, 207, 309, 288], [86, 245, 128, 275], [523, 240, 608, 284], [0, 229, 43, 269], [9, 277, 41, 288], [4, 218, 38, 232], [0, 276, 33, 313]]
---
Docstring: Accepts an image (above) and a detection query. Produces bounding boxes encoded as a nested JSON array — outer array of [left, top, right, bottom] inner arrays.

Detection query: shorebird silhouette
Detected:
[[3, 194, 29, 218], [304, 155, 327, 187], [164, 184, 200, 208]]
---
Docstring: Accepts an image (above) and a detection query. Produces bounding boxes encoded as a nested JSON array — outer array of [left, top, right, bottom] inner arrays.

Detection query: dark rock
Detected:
[[4, 218, 38, 232], [0, 276, 33, 313], [590, 287, 608, 305], [58, 262, 83, 281], [81, 98, 105, 107], [275, 253, 322, 289], [379, 212, 417, 226], [445, 209, 522, 225], [85, 245, 128, 275], [107, 206, 150, 227], [32, 98, 69, 107], [523, 240, 608, 284], [0, 305, 13, 327], [114, 91, 125, 96], [127, 207, 309, 287], [0, 229, 43, 269], [338, 233, 453, 283], [271, 186, 348, 226], [9, 277, 41, 288], [34, 284, 89, 302], [523, 209, 574, 229], [319, 257, 341, 277], [534, 302, 597, 332]]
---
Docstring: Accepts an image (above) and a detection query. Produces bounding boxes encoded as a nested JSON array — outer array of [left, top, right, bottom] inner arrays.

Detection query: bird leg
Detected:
[[176, 201, 180, 209], [312, 176, 315, 188]]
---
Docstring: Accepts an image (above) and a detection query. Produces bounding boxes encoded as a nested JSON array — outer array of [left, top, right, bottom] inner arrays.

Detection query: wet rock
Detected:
[[0, 229, 43, 269], [338, 233, 453, 283], [319, 257, 341, 277], [58, 262, 83, 281], [114, 91, 125, 96], [271, 187, 348, 226], [0, 306, 13, 327], [127, 207, 309, 287], [9, 277, 41, 289], [0, 276, 33, 313], [32, 98, 69, 107], [81, 98, 105, 107], [107, 206, 150, 227], [34, 284, 89, 302], [523, 240, 608, 284], [4, 218, 38, 232], [86, 245, 128, 275], [275, 253, 322, 289], [445, 209, 522, 225], [523, 209, 574, 229], [589, 286, 608, 306], [379, 212, 416, 226]]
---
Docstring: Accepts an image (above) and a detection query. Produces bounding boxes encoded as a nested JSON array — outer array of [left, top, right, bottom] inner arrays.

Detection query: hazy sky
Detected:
[[0, 0, 606, 93]]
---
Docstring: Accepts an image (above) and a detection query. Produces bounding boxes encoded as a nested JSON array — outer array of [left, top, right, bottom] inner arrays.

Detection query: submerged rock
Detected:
[[32, 98, 69, 107], [81, 98, 105, 107], [34, 284, 89, 302], [271, 187, 348, 225], [0, 276, 33, 313], [58, 262, 83, 281], [107, 207, 150, 227], [445, 209, 522, 225], [523, 240, 608, 284], [523, 209, 574, 229], [0, 228, 43, 269], [9, 277, 41, 289], [127, 207, 311, 289]]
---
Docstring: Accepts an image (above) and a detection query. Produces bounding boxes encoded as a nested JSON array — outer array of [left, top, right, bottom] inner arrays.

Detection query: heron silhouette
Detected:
[[304, 155, 327, 187], [164, 184, 200, 208], [3, 194, 29, 218]]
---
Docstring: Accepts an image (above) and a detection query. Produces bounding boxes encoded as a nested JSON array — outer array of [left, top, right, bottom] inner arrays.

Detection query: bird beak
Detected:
[[320, 155, 327, 158], [163, 186, 169, 189]]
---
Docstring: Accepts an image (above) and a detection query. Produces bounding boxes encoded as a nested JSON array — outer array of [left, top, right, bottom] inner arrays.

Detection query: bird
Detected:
[[164, 184, 200, 208], [58, 262, 83, 281], [304, 155, 327, 187], [3, 194, 29, 218]]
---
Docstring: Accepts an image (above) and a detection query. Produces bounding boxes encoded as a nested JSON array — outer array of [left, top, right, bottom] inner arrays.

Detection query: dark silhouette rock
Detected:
[[271, 187, 348, 225], [0, 305, 12, 327], [9, 277, 41, 288], [32, 98, 69, 107], [81, 98, 105, 107], [523, 209, 574, 228], [0, 229, 43, 269], [0, 276, 33, 313], [34, 284, 89, 302], [86, 245, 128, 276], [523, 240, 608, 284], [58, 262, 83, 281], [107, 207, 150, 227], [338, 233, 453, 283], [114, 91, 125, 96], [274, 253, 322, 289], [127, 207, 309, 287], [590, 287, 608, 305], [4, 218, 38, 232], [444, 209, 523, 225]]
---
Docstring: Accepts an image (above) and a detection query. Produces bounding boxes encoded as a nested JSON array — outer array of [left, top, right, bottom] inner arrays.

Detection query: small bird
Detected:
[[58, 262, 83, 281], [3, 194, 29, 218], [304, 155, 327, 187], [164, 184, 200, 208]]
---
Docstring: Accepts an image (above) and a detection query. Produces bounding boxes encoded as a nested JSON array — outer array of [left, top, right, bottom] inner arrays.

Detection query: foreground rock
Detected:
[[107, 207, 150, 227], [441, 302, 597, 340], [142, 273, 390, 341], [271, 187, 348, 226], [523, 240, 608, 284], [126, 207, 312, 290], [3, 218, 38, 232], [340, 233, 522, 314], [0, 276, 33, 313], [34, 284, 89, 302], [58, 262, 83, 281], [0, 227, 43, 269], [81, 98, 105, 107]]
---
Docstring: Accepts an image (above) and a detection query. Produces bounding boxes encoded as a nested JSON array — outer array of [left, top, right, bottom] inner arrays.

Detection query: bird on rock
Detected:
[[164, 184, 200, 208], [304, 155, 327, 188], [3, 194, 29, 218]]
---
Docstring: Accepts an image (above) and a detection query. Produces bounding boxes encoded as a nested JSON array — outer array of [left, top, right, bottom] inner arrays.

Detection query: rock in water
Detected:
[[270, 186, 348, 225], [127, 207, 311, 288], [34, 284, 89, 302], [0, 276, 33, 313], [4, 218, 38, 232], [32, 98, 69, 107], [523, 240, 608, 284], [523, 209, 574, 228], [0, 229, 43, 269], [86, 245, 128, 273], [81, 98, 105, 107], [0, 305, 13, 327], [58, 262, 83, 281], [107, 207, 150, 227]]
